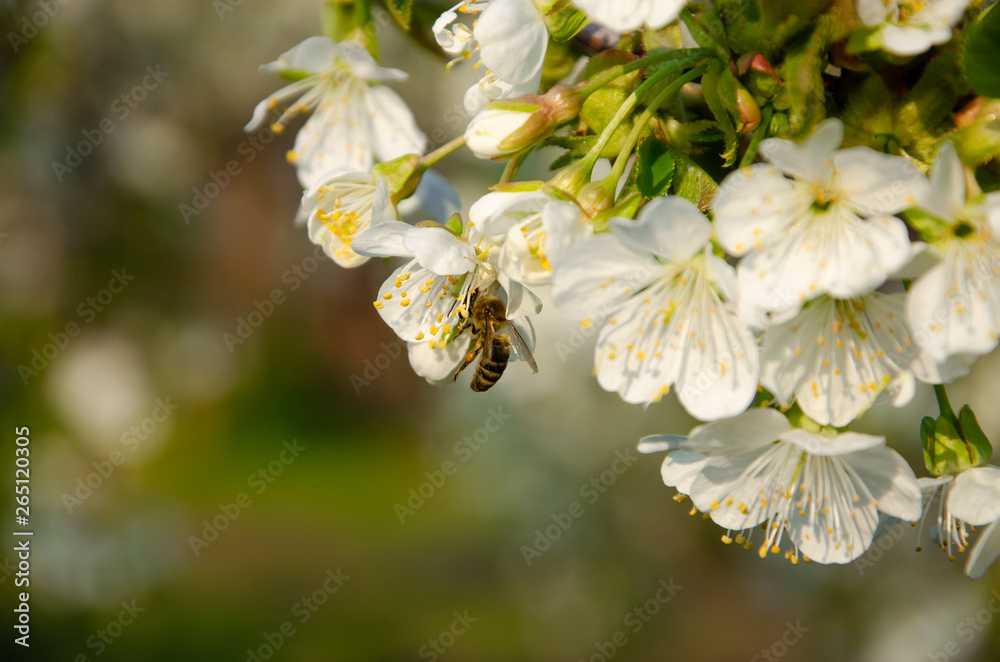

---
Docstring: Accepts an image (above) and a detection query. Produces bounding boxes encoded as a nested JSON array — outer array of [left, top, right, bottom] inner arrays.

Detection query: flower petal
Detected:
[[403, 227, 477, 275], [610, 196, 711, 262], [949, 466, 1000, 525]]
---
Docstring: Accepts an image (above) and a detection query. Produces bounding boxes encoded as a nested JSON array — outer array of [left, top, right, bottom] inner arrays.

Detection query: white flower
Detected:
[[352, 219, 541, 354], [302, 168, 395, 268], [639, 409, 923, 564], [906, 142, 1000, 362], [464, 108, 533, 159], [713, 118, 927, 323], [919, 465, 1000, 564], [433, 0, 548, 114], [571, 0, 685, 32], [552, 196, 759, 420], [472, 189, 592, 286], [760, 292, 917, 427], [856, 0, 971, 56], [245, 37, 426, 187]]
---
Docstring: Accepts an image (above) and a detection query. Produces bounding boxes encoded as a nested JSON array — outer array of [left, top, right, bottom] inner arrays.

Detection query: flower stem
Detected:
[[322, 0, 354, 42], [738, 105, 773, 169], [609, 64, 708, 183], [580, 61, 704, 179], [501, 152, 525, 183], [419, 136, 466, 168], [576, 50, 708, 99], [934, 384, 956, 422]]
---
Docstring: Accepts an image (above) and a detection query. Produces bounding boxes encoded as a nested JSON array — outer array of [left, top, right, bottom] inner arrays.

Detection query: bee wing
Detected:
[[500, 318, 538, 374]]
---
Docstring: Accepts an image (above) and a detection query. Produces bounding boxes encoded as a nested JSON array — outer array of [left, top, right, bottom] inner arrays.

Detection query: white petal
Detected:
[[760, 119, 842, 183], [352, 220, 414, 258], [610, 196, 711, 262], [572, 0, 684, 31], [336, 41, 408, 82], [262, 36, 336, 74], [835, 147, 928, 216], [365, 86, 427, 162], [966, 520, 1000, 579], [712, 164, 811, 257], [779, 428, 885, 455], [475, 0, 547, 86], [403, 227, 477, 275], [923, 141, 966, 221], [638, 434, 685, 454], [551, 235, 662, 320], [407, 338, 466, 383], [949, 466, 1000, 525]]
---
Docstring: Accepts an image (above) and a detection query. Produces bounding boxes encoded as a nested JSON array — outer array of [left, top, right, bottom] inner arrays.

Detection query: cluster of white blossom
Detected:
[[247, 0, 1000, 573]]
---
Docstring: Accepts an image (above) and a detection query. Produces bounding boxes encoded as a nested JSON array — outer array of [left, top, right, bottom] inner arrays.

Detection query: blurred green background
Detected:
[[2, 1, 1000, 660]]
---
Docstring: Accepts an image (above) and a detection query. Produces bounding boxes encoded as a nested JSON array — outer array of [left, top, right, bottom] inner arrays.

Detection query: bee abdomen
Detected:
[[471, 339, 510, 392]]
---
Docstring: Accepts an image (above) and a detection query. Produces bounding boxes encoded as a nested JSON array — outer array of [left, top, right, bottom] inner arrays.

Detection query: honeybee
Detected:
[[452, 290, 538, 392]]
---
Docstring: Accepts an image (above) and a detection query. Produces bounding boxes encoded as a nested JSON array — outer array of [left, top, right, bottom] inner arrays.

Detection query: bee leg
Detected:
[[452, 336, 483, 382]]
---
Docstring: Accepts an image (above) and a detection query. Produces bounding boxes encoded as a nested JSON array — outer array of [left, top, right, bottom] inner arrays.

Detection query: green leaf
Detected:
[[671, 152, 718, 210], [635, 138, 675, 199], [701, 62, 739, 167], [963, 5, 1000, 98], [386, 0, 413, 30]]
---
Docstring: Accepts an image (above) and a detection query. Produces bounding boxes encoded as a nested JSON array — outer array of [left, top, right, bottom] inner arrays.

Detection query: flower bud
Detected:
[[735, 85, 761, 133], [922, 405, 994, 476], [465, 85, 582, 160]]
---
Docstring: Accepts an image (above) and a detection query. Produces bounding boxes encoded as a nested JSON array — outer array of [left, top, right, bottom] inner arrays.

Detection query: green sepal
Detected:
[[926, 416, 973, 476], [278, 69, 313, 82], [635, 137, 676, 199], [372, 153, 424, 205], [951, 113, 1000, 167], [488, 180, 546, 193], [444, 213, 464, 236], [591, 192, 642, 232], [901, 208, 951, 244], [959, 405, 994, 467], [963, 4, 1000, 98], [921, 416, 937, 472]]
